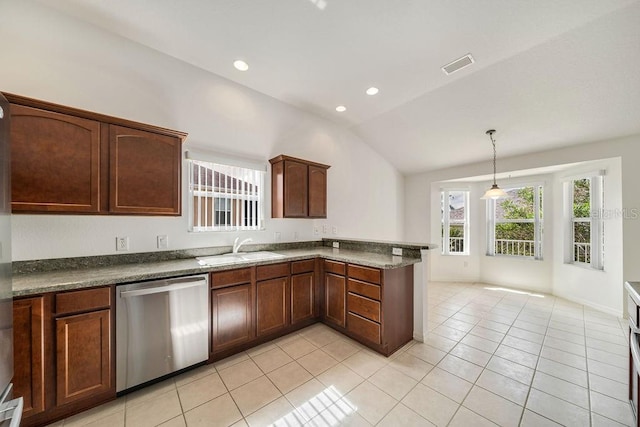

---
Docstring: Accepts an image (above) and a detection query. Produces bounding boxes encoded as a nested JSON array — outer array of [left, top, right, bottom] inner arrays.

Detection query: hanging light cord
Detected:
[[487, 129, 497, 185]]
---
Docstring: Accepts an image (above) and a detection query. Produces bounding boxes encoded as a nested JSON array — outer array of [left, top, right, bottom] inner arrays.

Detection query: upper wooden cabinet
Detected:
[[4, 93, 186, 215], [269, 155, 329, 218], [109, 125, 181, 215], [10, 105, 102, 213]]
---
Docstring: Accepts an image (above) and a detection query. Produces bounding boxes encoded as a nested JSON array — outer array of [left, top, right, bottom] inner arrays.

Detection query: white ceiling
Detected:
[[40, 0, 640, 173]]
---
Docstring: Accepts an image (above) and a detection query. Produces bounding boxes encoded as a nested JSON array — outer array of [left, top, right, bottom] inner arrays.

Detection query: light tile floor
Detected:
[[49, 281, 632, 426]]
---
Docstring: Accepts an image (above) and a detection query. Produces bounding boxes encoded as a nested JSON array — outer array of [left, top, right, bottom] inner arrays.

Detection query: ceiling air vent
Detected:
[[442, 54, 474, 75]]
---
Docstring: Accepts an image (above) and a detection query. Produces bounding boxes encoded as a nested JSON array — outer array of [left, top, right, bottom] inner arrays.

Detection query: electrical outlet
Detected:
[[313, 226, 320, 235], [322, 225, 328, 234], [392, 247, 403, 256], [274, 232, 281, 242], [116, 236, 129, 252], [332, 226, 338, 235], [332, 241, 339, 249], [157, 235, 168, 249]]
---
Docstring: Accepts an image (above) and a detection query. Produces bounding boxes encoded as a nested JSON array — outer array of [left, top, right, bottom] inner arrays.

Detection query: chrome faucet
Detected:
[[232, 237, 253, 253]]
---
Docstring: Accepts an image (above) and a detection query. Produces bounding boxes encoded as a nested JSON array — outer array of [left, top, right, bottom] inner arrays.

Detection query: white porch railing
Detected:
[[448, 237, 464, 253], [574, 242, 591, 263], [495, 239, 535, 257]]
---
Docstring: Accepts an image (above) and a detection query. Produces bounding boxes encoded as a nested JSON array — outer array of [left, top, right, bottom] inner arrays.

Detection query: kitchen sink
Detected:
[[196, 251, 285, 266]]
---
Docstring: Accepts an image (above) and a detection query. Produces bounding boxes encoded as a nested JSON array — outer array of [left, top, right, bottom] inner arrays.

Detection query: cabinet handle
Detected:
[[631, 332, 640, 375]]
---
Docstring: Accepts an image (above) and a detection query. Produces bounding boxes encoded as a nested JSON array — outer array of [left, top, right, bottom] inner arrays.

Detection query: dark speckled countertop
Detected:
[[13, 246, 427, 297]]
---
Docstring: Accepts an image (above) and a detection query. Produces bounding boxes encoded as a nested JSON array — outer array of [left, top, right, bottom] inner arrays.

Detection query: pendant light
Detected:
[[481, 129, 508, 200]]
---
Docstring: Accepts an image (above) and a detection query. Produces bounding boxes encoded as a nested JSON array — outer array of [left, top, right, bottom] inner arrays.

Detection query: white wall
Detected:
[[406, 136, 637, 316], [0, 1, 404, 261]]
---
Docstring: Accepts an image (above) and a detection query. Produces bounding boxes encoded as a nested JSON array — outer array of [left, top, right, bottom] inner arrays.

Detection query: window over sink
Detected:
[[186, 150, 266, 232]]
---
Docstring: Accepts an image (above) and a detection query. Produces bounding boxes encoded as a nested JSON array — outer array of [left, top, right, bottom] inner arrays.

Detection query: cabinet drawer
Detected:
[[347, 279, 380, 300], [348, 293, 380, 322], [257, 262, 290, 281], [56, 287, 111, 315], [324, 260, 346, 275], [291, 259, 315, 274], [348, 264, 381, 284], [347, 312, 380, 345], [211, 268, 252, 288]]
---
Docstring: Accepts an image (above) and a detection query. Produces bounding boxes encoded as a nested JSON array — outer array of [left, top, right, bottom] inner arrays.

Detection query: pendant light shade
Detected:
[[481, 129, 508, 200]]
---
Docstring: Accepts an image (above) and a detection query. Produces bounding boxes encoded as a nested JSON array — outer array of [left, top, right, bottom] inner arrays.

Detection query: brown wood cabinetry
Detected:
[[323, 260, 346, 328], [10, 105, 102, 213], [344, 264, 414, 355], [4, 93, 186, 215], [13, 287, 115, 427], [211, 268, 254, 354], [291, 260, 316, 325], [109, 125, 181, 215], [269, 155, 330, 218], [256, 262, 290, 337], [13, 297, 46, 418]]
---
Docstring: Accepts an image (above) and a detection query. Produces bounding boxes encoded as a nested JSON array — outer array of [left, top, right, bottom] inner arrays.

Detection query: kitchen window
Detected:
[[187, 151, 266, 232], [486, 184, 543, 259], [564, 173, 604, 269], [440, 190, 469, 255]]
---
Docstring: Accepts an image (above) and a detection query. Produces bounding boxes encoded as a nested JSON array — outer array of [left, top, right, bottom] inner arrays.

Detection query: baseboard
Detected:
[[413, 332, 425, 342], [552, 290, 623, 318]]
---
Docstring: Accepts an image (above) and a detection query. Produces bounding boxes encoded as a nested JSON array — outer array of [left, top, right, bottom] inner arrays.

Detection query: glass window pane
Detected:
[[495, 222, 535, 256], [573, 178, 590, 218], [495, 187, 535, 221], [449, 224, 465, 253], [448, 191, 465, 221]]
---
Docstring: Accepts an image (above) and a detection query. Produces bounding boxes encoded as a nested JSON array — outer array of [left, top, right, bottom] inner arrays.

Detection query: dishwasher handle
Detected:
[[120, 278, 207, 298]]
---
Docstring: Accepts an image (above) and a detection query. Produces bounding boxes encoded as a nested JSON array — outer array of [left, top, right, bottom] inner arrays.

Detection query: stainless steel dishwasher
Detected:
[[116, 274, 209, 393]]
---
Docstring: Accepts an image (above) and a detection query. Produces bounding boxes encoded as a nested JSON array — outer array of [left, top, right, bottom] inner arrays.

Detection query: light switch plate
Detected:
[[157, 235, 168, 249], [392, 247, 403, 256], [332, 241, 339, 249]]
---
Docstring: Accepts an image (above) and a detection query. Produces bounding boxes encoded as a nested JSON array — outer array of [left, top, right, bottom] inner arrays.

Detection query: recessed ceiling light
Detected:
[[335, 105, 346, 112], [233, 60, 249, 71], [366, 87, 379, 96]]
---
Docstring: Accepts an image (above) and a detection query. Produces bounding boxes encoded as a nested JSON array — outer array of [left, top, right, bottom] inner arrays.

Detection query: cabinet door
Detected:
[[291, 272, 314, 325], [308, 165, 327, 218], [283, 160, 308, 217], [325, 273, 346, 327], [212, 284, 253, 353], [109, 125, 181, 215], [10, 104, 102, 213], [13, 297, 46, 418], [56, 309, 111, 406], [256, 277, 290, 336]]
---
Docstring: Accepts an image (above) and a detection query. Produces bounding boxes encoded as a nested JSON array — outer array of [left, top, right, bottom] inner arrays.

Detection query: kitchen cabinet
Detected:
[[345, 263, 414, 356], [54, 287, 113, 406], [10, 104, 102, 213], [291, 260, 316, 325], [12, 287, 115, 427], [13, 297, 46, 418], [269, 155, 330, 218], [323, 260, 346, 328], [4, 92, 186, 216], [211, 268, 254, 354], [256, 263, 290, 337], [109, 125, 181, 215]]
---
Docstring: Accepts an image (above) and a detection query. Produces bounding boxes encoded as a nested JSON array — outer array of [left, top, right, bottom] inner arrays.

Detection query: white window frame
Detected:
[[486, 183, 543, 260], [440, 189, 469, 255], [563, 172, 604, 270], [186, 150, 266, 232]]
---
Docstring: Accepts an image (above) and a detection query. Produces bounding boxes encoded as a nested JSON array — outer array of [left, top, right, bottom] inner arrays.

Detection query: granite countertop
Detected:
[[12, 247, 423, 297], [626, 281, 640, 305]]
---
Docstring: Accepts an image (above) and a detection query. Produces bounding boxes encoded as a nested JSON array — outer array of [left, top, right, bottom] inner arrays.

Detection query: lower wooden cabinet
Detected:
[[12, 287, 114, 427], [324, 273, 346, 327], [211, 284, 254, 353], [55, 310, 111, 406], [13, 297, 46, 418], [256, 277, 290, 336], [291, 272, 315, 325]]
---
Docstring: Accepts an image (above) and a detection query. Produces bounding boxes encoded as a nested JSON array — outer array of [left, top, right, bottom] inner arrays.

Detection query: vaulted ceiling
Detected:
[[41, 0, 640, 173]]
